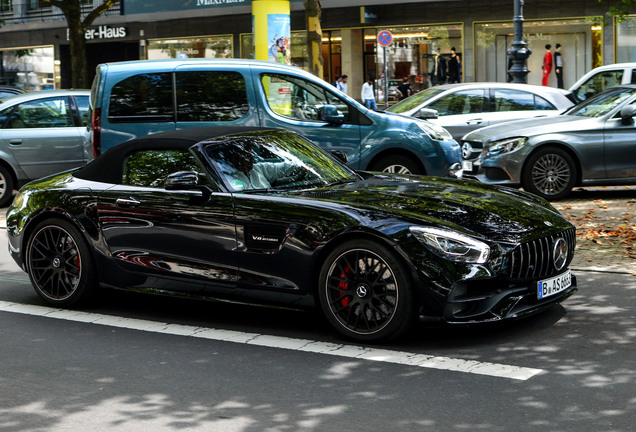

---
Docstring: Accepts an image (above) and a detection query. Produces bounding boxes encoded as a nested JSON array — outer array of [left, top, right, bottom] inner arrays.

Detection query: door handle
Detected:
[[115, 197, 141, 208], [9, 139, 22, 145], [466, 119, 483, 125]]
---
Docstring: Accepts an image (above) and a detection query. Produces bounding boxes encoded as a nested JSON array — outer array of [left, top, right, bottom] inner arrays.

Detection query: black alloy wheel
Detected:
[[371, 155, 421, 175], [0, 165, 14, 208], [522, 147, 577, 201], [26, 220, 96, 306], [318, 240, 414, 342]]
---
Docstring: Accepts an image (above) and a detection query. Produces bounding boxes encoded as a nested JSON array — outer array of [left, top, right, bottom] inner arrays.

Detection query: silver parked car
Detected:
[[0, 90, 91, 206], [386, 82, 576, 142], [461, 85, 636, 200]]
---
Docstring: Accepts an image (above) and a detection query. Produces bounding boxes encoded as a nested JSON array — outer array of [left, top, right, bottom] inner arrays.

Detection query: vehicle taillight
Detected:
[[91, 107, 102, 158]]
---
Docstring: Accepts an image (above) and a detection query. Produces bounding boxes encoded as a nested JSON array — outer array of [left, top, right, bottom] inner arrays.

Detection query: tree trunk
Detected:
[[304, 0, 323, 78], [66, 6, 88, 88]]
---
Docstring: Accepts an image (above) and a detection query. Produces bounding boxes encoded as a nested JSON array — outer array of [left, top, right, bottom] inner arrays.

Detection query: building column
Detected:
[[340, 28, 363, 99]]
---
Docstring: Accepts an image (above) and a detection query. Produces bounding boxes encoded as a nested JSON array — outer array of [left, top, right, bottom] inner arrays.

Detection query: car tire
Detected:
[[318, 239, 415, 342], [0, 165, 15, 208], [26, 219, 97, 307], [371, 155, 422, 175], [522, 147, 577, 201]]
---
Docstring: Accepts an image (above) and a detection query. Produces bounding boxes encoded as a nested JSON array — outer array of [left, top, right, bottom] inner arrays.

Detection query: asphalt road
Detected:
[[1, 224, 635, 431]]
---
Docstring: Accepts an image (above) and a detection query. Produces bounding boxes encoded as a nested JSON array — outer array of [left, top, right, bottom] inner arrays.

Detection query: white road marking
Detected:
[[0, 300, 542, 380]]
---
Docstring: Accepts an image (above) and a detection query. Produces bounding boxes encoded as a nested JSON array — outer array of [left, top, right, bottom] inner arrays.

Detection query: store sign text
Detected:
[[524, 33, 551, 41], [196, 0, 246, 5], [67, 26, 127, 41]]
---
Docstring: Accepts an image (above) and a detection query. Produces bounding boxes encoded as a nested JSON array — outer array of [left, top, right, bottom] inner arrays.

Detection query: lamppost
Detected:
[[507, 0, 532, 83]]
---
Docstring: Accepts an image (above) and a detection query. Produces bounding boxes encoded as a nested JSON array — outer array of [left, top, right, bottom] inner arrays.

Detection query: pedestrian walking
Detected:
[[361, 77, 377, 110], [448, 47, 461, 84]]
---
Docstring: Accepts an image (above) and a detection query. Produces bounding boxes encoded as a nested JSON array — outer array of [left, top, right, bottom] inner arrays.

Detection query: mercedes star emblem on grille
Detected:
[[553, 237, 568, 271]]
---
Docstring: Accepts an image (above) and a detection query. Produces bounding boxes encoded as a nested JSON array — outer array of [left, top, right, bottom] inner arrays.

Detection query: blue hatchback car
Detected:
[[90, 59, 461, 177]]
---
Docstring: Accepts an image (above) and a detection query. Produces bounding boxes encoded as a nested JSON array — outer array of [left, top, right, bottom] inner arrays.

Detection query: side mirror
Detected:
[[620, 105, 636, 125], [319, 104, 345, 124], [165, 171, 200, 190], [331, 150, 348, 164], [417, 108, 439, 120]]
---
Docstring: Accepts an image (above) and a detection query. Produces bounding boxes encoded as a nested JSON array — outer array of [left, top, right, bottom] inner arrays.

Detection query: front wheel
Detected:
[[26, 219, 97, 307], [370, 155, 422, 175], [521, 147, 577, 201], [318, 239, 414, 342]]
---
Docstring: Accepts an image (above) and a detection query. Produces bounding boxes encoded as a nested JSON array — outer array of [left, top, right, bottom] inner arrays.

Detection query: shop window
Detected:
[[260, 73, 350, 123], [429, 89, 485, 116], [147, 35, 233, 60], [108, 73, 174, 121], [122, 150, 205, 188], [175, 71, 249, 122]]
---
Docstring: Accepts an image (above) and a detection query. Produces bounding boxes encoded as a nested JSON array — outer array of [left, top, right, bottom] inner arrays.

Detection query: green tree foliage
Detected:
[[598, 0, 636, 22], [42, 0, 120, 88]]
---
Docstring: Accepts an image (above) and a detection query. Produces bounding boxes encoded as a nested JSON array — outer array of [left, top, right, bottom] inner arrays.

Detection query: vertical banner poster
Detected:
[[267, 14, 291, 64]]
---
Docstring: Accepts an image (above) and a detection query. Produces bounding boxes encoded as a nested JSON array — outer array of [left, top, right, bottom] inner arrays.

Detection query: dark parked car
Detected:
[[0, 90, 91, 207], [461, 85, 636, 200], [6, 128, 577, 341]]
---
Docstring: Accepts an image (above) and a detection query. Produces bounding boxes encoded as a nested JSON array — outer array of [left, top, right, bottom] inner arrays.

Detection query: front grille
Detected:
[[506, 228, 576, 281]]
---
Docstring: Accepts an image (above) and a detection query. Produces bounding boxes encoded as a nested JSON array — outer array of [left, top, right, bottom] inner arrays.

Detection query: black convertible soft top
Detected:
[[74, 127, 277, 184]]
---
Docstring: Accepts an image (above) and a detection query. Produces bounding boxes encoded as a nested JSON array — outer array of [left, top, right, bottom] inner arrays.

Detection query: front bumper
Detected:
[[442, 272, 577, 323]]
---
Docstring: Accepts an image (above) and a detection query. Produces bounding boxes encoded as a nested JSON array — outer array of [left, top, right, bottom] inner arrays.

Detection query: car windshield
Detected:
[[386, 88, 444, 113], [565, 87, 636, 118], [203, 130, 360, 192]]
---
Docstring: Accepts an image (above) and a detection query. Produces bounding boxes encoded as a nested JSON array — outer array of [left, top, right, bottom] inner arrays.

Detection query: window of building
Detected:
[[27, 0, 50, 10], [616, 16, 636, 62], [122, 150, 204, 188], [0, 47, 54, 90], [475, 18, 602, 88], [108, 73, 174, 120], [147, 35, 233, 60], [175, 71, 249, 122], [1, 0, 12, 12]]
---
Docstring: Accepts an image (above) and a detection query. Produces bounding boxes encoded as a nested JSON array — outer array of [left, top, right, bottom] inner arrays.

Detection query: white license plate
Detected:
[[462, 160, 473, 171], [537, 270, 571, 299]]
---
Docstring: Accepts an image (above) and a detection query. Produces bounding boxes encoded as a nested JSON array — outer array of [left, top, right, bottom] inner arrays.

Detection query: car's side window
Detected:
[[176, 71, 249, 122], [429, 89, 485, 115], [109, 73, 174, 121], [576, 70, 624, 101], [5, 97, 73, 129], [75, 96, 90, 126], [260, 73, 350, 123], [122, 149, 206, 188], [493, 89, 537, 111]]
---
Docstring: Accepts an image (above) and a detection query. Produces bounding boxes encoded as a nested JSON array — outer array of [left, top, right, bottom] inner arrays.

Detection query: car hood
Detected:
[[463, 114, 595, 143], [294, 176, 570, 243]]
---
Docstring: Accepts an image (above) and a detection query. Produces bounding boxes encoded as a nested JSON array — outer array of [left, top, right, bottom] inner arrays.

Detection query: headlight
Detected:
[[409, 226, 490, 264], [416, 121, 454, 141], [487, 137, 527, 156], [11, 191, 24, 209]]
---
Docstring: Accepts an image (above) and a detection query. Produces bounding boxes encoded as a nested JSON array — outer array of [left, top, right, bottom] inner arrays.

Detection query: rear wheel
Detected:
[[26, 219, 97, 307], [0, 165, 15, 207], [522, 147, 577, 201], [371, 155, 422, 175], [318, 239, 414, 342]]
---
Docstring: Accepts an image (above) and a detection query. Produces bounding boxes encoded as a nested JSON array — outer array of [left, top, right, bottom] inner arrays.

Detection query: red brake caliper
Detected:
[[339, 265, 352, 307]]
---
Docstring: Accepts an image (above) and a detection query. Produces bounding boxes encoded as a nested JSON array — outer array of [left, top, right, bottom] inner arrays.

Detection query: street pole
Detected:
[[383, 46, 389, 109], [507, 0, 532, 83]]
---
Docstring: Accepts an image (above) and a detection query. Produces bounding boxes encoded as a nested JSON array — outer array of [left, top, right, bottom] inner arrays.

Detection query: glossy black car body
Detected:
[[6, 127, 577, 341]]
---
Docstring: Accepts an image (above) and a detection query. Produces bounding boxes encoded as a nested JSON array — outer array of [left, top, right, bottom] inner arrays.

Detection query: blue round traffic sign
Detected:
[[377, 30, 393, 47]]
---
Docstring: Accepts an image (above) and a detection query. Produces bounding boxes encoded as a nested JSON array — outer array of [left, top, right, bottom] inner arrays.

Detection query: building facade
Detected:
[[0, 0, 634, 100]]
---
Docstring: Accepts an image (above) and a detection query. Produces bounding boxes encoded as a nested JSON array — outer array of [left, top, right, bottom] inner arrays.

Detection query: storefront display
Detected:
[[147, 35, 233, 60], [0, 46, 54, 90], [475, 18, 602, 88]]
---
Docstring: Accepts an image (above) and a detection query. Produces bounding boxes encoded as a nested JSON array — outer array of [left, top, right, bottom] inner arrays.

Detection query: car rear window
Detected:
[[108, 73, 174, 121], [176, 71, 248, 122]]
